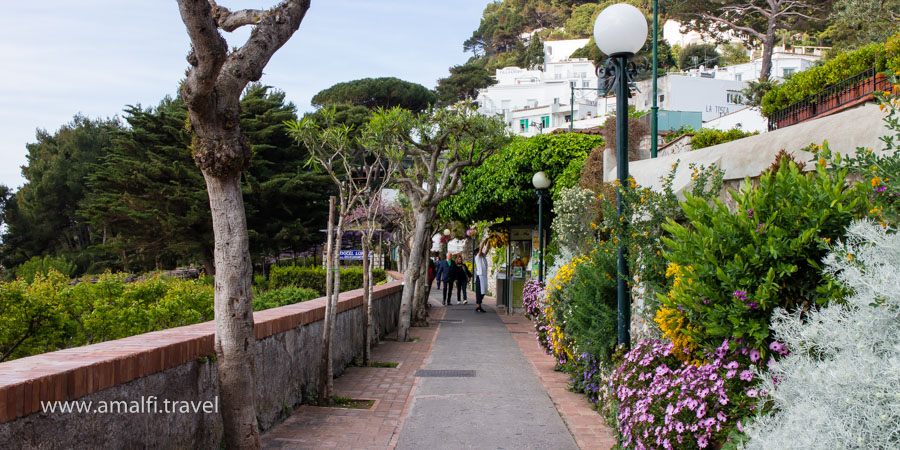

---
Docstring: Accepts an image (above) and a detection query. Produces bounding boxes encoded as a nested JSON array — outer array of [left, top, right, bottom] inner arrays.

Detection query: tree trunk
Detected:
[[318, 197, 335, 406], [362, 240, 372, 366], [204, 171, 259, 449], [759, 20, 777, 80], [412, 223, 432, 326], [397, 210, 430, 341]]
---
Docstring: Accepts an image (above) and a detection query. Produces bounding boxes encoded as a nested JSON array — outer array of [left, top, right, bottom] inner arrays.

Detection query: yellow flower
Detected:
[[872, 176, 882, 187]]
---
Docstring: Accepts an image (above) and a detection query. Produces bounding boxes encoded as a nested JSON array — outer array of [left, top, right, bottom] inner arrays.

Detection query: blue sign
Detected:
[[339, 250, 365, 260]]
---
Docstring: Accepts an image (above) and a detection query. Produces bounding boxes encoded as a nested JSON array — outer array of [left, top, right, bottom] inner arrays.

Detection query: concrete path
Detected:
[[395, 288, 578, 450], [261, 283, 615, 449]]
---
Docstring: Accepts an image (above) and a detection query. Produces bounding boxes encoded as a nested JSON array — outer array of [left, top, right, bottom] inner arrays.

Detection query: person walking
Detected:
[[454, 254, 470, 304], [434, 254, 443, 290], [440, 252, 456, 306], [428, 254, 436, 290], [474, 240, 490, 313]]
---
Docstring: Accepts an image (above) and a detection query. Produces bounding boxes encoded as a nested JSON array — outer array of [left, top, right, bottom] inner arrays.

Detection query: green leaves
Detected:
[[662, 160, 868, 352], [438, 133, 603, 224]]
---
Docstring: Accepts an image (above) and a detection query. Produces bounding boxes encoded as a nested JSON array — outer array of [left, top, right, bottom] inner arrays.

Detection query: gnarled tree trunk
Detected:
[[175, 1, 311, 447], [412, 222, 433, 325], [397, 209, 431, 341], [205, 171, 258, 447]]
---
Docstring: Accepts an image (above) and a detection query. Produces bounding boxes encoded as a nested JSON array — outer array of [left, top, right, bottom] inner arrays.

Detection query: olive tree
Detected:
[[175, 1, 310, 447], [368, 106, 509, 341]]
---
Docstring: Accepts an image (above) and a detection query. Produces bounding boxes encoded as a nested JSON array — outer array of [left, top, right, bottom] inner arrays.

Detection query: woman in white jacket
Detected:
[[474, 239, 490, 313]]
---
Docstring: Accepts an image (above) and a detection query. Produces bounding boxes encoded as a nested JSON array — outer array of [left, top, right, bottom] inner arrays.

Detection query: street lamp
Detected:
[[532, 171, 551, 283], [593, 3, 648, 349]]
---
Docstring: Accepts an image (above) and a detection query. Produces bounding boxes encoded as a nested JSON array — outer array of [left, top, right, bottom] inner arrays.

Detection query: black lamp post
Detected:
[[532, 171, 551, 283], [593, 3, 648, 349]]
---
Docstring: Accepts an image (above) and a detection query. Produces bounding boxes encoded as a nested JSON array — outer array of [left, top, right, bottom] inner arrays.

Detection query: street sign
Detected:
[[339, 250, 365, 260]]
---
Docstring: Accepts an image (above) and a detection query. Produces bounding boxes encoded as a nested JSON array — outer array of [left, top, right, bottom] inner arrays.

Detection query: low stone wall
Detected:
[[0, 281, 403, 449]]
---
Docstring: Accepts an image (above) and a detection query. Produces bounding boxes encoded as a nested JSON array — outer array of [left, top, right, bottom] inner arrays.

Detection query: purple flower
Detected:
[[749, 349, 761, 362], [744, 302, 759, 309], [726, 369, 737, 379], [876, 186, 887, 193], [698, 436, 708, 448], [746, 388, 758, 398], [724, 361, 739, 370], [756, 222, 767, 233], [739, 370, 754, 381], [733, 290, 748, 301], [747, 209, 754, 219]]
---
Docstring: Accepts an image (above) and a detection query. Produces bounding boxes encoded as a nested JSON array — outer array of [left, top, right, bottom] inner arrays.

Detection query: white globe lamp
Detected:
[[593, 4, 648, 57]]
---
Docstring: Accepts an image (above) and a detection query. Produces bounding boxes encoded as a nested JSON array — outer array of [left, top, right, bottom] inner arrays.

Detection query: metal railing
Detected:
[[768, 67, 889, 131]]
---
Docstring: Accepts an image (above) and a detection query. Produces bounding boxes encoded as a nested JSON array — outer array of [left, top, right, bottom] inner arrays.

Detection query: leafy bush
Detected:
[[551, 186, 598, 255], [565, 240, 619, 366], [611, 339, 761, 450], [761, 32, 900, 116], [14, 255, 77, 283], [690, 128, 759, 150], [439, 133, 604, 224], [818, 72, 900, 226], [743, 221, 900, 449], [0, 271, 214, 362], [253, 286, 320, 311], [269, 265, 386, 295], [658, 161, 870, 355]]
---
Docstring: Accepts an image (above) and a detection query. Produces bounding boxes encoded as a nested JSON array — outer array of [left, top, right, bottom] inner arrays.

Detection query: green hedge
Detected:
[[691, 128, 758, 150], [269, 265, 387, 295], [761, 33, 900, 116], [253, 286, 320, 311]]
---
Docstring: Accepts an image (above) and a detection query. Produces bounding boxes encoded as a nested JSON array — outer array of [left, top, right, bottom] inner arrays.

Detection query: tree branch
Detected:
[[698, 13, 766, 40], [209, 1, 267, 32]]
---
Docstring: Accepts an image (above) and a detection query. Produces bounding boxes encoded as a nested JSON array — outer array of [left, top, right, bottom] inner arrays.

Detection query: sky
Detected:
[[0, 0, 492, 190]]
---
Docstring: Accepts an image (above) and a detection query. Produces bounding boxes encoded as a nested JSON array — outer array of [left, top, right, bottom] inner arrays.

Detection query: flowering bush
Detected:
[[659, 160, 870, 355], [551, 186, 598, 255], [598, 162, 723, 341], [522, 279, 553, 353], [611, 339, 761, 449], [743, 221, 900, 448]]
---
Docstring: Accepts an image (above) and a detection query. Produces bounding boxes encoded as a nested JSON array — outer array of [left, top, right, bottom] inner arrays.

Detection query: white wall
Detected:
[[703, 107, 768, 134], [635, 75, 748, 122]]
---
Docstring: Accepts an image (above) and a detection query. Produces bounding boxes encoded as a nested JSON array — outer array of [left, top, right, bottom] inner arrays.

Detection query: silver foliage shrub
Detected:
[[743, 220, 900, 449]]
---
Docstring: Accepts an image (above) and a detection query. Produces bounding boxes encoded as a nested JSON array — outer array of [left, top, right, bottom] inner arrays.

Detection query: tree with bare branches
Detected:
[[286, 108, 388, 404], [666, 0, 829, 80], [368, 106, 509, 341], [174, 1, 310, 447]]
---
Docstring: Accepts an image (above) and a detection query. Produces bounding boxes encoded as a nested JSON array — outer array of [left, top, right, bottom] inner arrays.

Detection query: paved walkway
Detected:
[[261, 284, 615, 449]]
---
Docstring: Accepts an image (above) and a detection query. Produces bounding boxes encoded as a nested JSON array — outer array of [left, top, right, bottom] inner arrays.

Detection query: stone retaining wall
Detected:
[[0, 281, 403, 449]]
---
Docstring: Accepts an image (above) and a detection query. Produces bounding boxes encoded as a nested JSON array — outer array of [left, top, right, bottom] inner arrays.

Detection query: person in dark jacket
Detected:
[[434, 255, 443, 290], [454, 254, 470, 304], [428, 255, 436, 290], [440, 252, 456, 306]]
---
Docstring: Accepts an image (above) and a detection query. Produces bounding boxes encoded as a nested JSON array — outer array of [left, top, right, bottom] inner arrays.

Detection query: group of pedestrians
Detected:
[[428, 239, 490, 313]]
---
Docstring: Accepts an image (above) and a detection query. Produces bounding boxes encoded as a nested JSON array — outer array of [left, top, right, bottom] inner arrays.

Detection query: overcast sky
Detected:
[[0, 0, 491, 190]]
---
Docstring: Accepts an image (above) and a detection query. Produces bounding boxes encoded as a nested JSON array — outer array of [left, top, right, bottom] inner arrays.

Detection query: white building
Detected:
[[476, 39, 612, 136], [635, 74, 747, 122], [698, 52, 822, 83]]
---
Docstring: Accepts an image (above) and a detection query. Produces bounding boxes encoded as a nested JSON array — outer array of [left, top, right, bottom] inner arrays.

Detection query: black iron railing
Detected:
[[768, 67, 889, 131]]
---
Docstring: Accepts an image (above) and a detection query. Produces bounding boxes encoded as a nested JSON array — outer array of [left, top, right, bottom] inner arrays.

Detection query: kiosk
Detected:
[[495, 225, 544, 314]]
